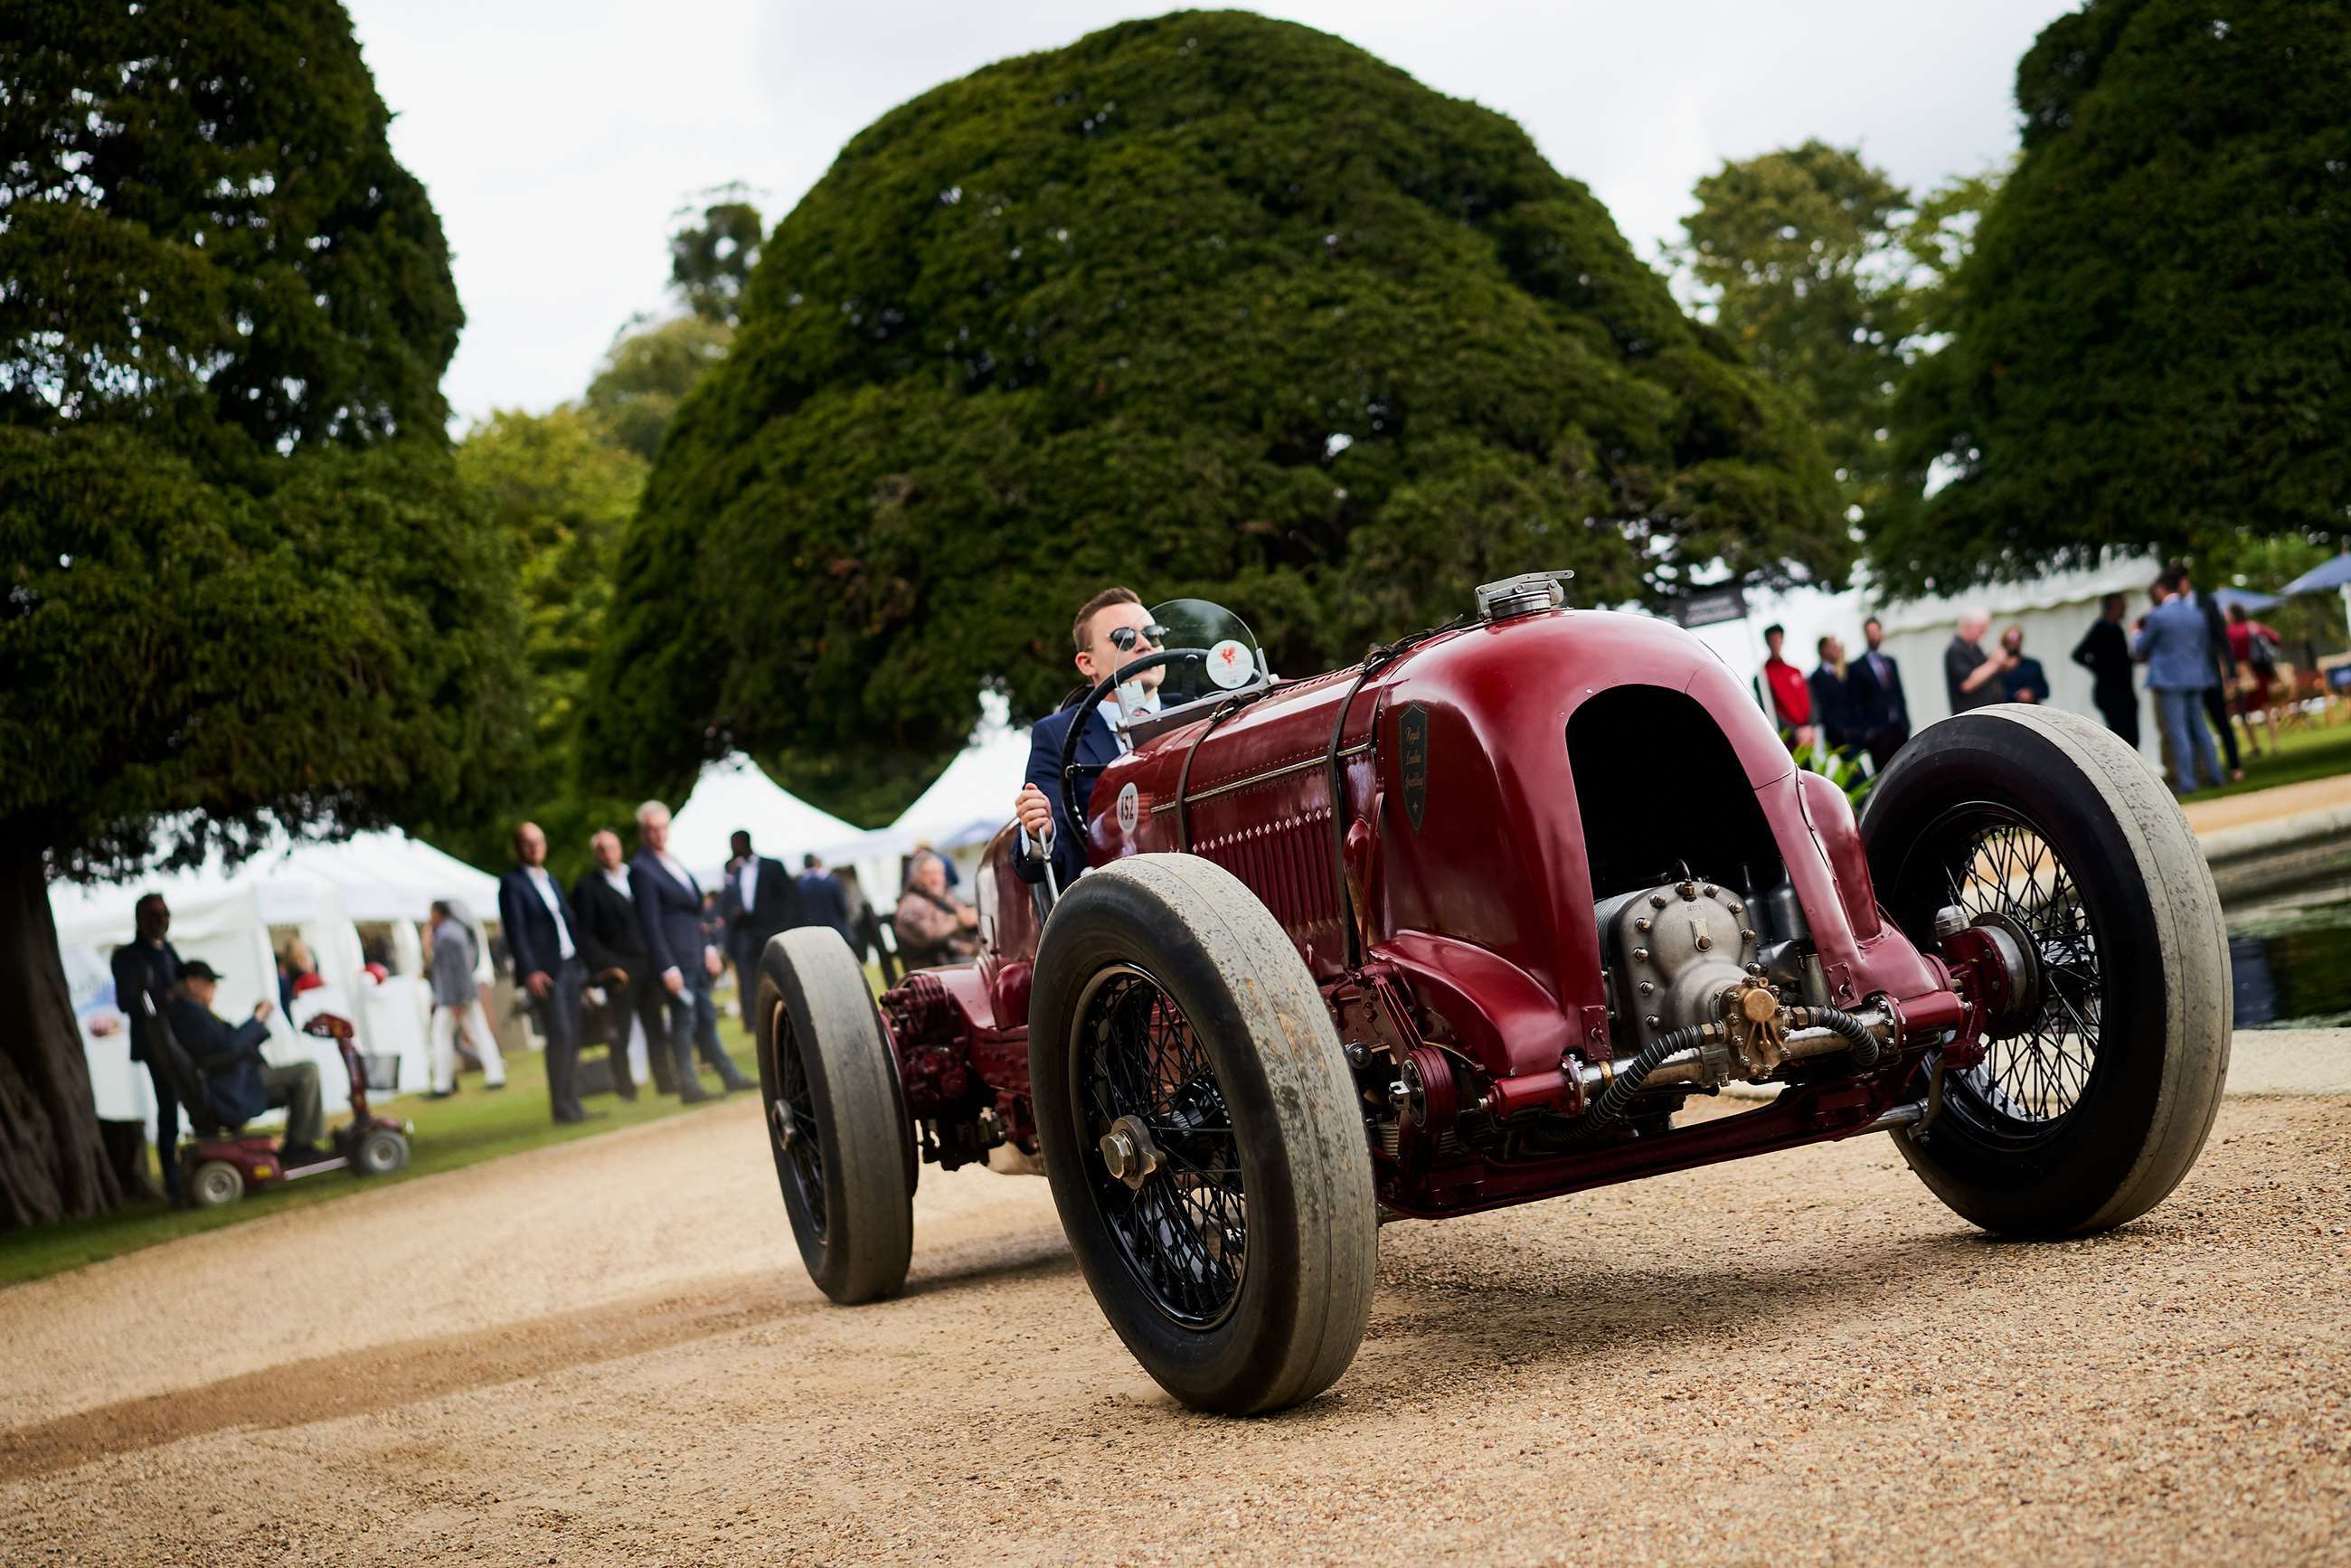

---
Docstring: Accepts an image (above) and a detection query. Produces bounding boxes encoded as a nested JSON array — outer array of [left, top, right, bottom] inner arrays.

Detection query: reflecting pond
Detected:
[[2229, 897, 2351, 1028]]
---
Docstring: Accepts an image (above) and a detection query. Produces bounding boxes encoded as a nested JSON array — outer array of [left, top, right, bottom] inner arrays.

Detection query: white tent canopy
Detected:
[[882, 692, 1030, 859], [666, 752, 872, 883]]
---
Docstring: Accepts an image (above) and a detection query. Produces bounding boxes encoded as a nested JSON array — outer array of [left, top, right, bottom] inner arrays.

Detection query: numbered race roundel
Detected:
[[1116, 781, 1140, 835], [1204, 638, 1256, 690]]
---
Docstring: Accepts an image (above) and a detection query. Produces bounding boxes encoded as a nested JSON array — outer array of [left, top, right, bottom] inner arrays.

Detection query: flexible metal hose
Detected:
[[1799, 1006, 1884, 1070], [1563, 1023, 1712, 1148]]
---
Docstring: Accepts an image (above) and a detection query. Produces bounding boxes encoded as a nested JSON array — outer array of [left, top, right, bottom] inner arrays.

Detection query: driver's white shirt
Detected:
[[1097, 693, 1161, 754]]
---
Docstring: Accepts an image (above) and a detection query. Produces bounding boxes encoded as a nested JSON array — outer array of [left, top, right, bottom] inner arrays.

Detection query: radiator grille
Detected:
[[1191, 806, 1345, 945]]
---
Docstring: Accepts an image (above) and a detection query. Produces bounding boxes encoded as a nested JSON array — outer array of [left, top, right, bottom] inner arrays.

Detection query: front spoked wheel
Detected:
[[1032, 855, 1376, 1414], [1864, 706, 2232, 1236], [1921, 805, 2105, 1144], [1074, 966, 1249, 1329]]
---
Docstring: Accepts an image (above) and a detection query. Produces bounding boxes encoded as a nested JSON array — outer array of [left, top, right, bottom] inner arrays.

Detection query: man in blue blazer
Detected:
[[498, 821, 593, 1123], [629, 799, 753, 1102], [1012, 587, 1167, 889]]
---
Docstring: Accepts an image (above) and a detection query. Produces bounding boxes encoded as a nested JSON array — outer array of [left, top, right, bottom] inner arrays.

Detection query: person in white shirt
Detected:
[[572, 829, 659, 1095], [425, 900, 506, 1097], [496, 821, 596, 1124], [628, 800, 754, 1103], [722, 828, 795, 1014]]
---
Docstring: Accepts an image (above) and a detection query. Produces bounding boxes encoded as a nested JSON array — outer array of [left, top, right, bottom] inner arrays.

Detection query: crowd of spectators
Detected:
[[1761, 560, 2288, 798], [1761, 614, 1913, 770]]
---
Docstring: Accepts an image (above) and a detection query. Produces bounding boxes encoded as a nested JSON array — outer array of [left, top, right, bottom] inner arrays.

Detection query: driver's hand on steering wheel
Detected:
[[1014, 783, 1054, 844]]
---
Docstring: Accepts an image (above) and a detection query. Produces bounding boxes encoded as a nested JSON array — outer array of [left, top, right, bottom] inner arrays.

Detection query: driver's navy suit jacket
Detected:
[[1013, 704, 1119, 889]]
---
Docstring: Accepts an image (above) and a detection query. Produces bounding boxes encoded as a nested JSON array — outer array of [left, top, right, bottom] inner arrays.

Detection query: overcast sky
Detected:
[[345, 1, 2077, 426]]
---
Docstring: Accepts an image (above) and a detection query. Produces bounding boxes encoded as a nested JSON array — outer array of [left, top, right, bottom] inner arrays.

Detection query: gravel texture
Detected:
[[3, 1075, 2346, 1564]]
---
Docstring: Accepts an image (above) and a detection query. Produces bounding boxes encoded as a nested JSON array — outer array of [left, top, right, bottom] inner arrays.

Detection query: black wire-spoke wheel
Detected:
[[1914, 805, 2104, 1143], [1031, 855, 1376, 1414], [766, 997, 827, 1242], [755, 928, 914, 1304], [1863, 706, 2232, 1237], [1074, 966, 1248, 1328]]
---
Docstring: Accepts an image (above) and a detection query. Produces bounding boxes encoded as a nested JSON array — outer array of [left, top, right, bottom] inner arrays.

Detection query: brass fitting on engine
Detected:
[[1721, 977, 1788, 1075]]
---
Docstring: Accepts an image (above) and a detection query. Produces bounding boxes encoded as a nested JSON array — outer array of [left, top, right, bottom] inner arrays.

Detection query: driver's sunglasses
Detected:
[[1107, 622, 1169, 653]]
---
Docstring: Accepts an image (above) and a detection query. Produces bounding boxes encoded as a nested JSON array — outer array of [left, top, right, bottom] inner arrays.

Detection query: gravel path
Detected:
[[3, 1056, 2346, 1564]]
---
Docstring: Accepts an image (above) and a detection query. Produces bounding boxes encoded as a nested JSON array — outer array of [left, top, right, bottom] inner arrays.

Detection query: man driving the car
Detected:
[[1011, 587, 1166, 889]]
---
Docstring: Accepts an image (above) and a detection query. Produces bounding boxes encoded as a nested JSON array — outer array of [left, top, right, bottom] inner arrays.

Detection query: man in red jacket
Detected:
[[1761, 623, 1816, 751]]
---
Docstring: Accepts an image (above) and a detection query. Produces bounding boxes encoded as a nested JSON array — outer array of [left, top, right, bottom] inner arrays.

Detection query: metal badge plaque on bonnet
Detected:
[[1399, 704, 1430, 830]]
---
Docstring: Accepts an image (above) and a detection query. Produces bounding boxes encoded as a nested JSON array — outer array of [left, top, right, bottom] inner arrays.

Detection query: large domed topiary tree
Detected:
[[1879, 0, 2351, 590], [590, 11, 1845, 820]]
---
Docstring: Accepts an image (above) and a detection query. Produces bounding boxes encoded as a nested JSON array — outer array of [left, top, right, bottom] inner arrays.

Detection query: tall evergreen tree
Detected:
[[588, 12, 1846, 822], [668, 186, 766, 328], [0, 1, 520, 1224], [1671, 143, 1916, 535], [1879, 0, 2351, 590]]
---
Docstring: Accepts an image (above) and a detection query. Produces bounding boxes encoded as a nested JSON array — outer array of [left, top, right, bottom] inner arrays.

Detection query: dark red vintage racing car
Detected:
[[752, 573, 2231, 1412]]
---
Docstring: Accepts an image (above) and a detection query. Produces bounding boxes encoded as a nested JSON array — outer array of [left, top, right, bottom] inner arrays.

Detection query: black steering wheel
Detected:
[[1054, 648, 1210, 839]]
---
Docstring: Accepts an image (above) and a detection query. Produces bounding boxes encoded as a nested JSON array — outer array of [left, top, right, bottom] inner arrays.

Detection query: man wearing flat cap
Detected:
[[166, 960, 329, 1167]]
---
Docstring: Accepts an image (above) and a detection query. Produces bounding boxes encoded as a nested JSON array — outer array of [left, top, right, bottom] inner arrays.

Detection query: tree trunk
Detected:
[[0, 849, 123, 1228]]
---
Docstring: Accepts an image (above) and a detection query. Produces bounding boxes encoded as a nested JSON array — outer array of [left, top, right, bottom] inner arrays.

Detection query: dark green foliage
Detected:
[[1, 429, 524, 878], [581, 314, 734, 463], [0, 0, 461, 470], [0, 0, 512, 874], [1881, 0, 2351, 592], [591, 12, 1845, 820], [1670, 142, 1917, 537], [669, 189, 766, 326]]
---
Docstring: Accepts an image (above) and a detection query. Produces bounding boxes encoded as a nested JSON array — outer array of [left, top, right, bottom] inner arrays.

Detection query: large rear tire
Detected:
[[1862, 704, 2231, 1236], [1030, 855, 1377, 1414], [755, 929, 914, 1303]]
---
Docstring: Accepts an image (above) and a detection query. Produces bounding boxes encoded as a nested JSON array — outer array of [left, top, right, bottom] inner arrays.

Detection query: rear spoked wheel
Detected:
[[1864, 706, 2232, 1236], [1032, 855, 1376, 1414], [756, 929, 914, 1303]]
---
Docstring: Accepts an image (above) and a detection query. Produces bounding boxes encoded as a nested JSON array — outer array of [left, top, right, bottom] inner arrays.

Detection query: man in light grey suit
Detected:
[[627, 799, 753, 1103]]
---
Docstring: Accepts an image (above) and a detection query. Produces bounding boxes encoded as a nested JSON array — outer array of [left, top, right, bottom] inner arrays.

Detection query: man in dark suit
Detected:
[[1846, 615, 1912, 770], [2072, 592, 2139, 747], [1808, 636, 1859, 761], [1012, 587, 1167, 888], [496, 820, 594, 1125], [111, 893, 185, 1201], [722, 829, 798, 1006], [165, 959, 326, 1165], [574, 828, 668, 1095], [629, 800, 753, 1102], [795, 854, 854, 947]]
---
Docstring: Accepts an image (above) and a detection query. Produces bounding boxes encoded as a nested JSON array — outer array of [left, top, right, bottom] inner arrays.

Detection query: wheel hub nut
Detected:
[[1099, 1115, 1165, 1190], [771, 1099, 797, 1148]]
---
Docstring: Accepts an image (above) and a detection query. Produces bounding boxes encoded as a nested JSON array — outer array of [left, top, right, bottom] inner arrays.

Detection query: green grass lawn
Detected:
[[2183, 710, 2351, 804], [0, 1020, 765, 1289]]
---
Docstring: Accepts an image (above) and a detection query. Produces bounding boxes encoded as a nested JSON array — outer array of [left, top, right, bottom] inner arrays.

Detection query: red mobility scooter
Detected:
[[141, 992, 414, 1207]]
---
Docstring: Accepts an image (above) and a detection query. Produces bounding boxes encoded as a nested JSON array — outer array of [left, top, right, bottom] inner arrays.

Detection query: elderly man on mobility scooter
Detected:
[[165, 960, 329, 1169]]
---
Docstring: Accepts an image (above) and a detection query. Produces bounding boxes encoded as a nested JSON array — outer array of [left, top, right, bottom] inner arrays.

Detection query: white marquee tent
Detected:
[[865, 692, 1032, 888], [666, 752, 873, 883]]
